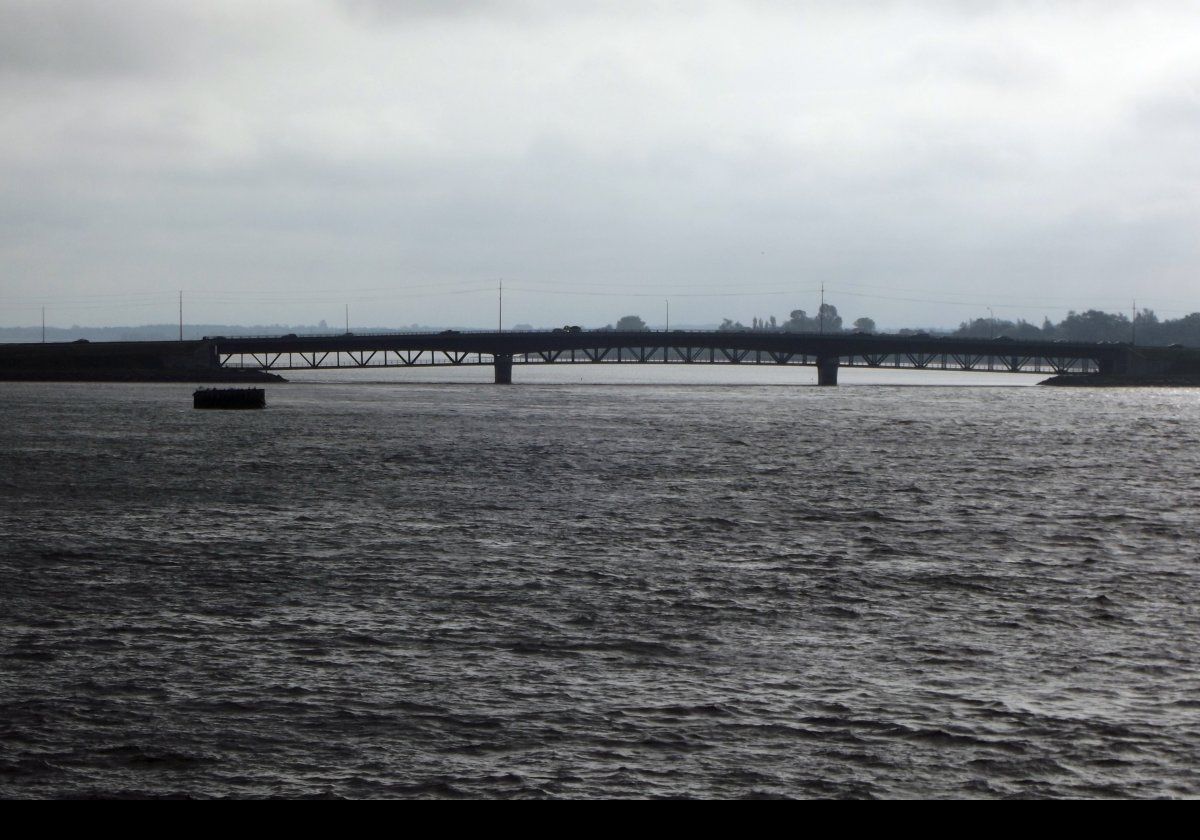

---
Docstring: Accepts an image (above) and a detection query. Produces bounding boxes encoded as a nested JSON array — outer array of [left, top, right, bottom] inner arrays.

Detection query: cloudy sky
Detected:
[[2, 0, 1198, 329]]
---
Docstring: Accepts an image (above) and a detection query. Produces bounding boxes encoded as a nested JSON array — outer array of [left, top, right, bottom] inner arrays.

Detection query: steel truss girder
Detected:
[[583, 347, 611, 362], [216, 342, 1105, 377], [1047, 355, 1087, 374], [249, 352, 281, 370]]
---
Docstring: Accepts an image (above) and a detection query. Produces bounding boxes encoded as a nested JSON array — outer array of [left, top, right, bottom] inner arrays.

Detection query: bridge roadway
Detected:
[[213, 330, 1132, 385]]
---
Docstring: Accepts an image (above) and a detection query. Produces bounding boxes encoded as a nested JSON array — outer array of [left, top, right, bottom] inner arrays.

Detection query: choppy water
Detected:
[[2, 372, 1199, 798]]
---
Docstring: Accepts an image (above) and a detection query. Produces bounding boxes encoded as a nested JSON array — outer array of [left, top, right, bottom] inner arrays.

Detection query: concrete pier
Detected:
[[493, 353, 513, 384], [817, 354, 839, 386]]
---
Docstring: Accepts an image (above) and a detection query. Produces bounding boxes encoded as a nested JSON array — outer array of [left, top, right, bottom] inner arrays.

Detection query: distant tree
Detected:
[[954, 317, 1002, 338], [719, 318, 746, 331], [769, 315, 777, 329], [817, 303, 842, 333], [1058, 310, 1130, 343], [853, 317, 876, 333], [1009, 319, 1043, 340], [615, 314, 648, 331], [1160, 312, 1200, 346], [1134, 309, 1160, 345], [784, 309, 811, 332]]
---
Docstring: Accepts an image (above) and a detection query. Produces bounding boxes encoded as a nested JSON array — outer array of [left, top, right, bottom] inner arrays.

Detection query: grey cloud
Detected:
[[337, 0, 511, 22], [898, 40, 1057, 88], [0, 1, 278, 79], [1133, 80, 1200, 134], [3, 1, 1200, 329], [0, 1, 189, 76]]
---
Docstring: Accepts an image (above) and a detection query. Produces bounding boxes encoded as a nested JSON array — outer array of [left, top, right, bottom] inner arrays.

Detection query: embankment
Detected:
[[0, 339, 286, 383], [1041, 345, 1200, 387]]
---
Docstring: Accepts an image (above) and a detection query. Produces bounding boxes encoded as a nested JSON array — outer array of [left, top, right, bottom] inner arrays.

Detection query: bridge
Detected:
[[212, 330, 1139, 385]]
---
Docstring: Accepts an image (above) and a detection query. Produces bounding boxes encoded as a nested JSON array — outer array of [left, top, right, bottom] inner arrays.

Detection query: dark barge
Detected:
[[194, 387, 266, 409]]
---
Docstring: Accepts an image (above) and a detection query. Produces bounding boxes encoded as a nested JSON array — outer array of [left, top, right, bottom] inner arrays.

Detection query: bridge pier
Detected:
[[817, 354, 839, 386], [493, 353, 513, 384]]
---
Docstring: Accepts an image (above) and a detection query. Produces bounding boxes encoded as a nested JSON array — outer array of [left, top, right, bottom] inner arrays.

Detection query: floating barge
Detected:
[[193, 387, 266, 410]]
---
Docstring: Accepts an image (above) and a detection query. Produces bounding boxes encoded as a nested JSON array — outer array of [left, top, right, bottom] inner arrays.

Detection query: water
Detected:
[[2, 370, 1198, 798]]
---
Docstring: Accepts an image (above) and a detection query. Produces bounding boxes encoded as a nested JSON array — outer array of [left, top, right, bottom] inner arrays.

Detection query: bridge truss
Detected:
[[218, 344, 1098, 375]]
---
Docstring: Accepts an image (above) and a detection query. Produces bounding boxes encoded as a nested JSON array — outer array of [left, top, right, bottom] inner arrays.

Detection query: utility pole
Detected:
[[665, 299, 669, 332], [988, 306, 994, 339], [179, 291, 183, 341], [819, 282, 825, 334], [498, 280, 503, 332], [42, 307, 45, 343], [1132, 299, 1137, 345]]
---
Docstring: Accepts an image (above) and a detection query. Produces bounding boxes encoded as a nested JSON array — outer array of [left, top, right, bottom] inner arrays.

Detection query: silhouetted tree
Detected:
[[1057, 310, 1130, 343], [853, 317, 876, 333], [954, 317, 1033, 339], [784, 309, 812, 332], [615, 315, 648, 331], [817, 303, 842, 333]]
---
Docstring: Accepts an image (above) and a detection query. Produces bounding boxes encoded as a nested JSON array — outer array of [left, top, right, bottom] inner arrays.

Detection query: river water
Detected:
[[1, 367, 1198, 798]]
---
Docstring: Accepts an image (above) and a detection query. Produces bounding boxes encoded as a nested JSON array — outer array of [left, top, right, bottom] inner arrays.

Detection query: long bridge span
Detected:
[[213, 330, 1137, 385]]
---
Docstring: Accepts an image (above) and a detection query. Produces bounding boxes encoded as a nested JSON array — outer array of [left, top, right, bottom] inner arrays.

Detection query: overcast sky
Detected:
[[2, 0, 1198, 329]]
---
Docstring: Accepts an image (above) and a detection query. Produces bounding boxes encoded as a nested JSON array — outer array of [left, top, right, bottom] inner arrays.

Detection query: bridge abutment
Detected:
[[817, 354, 839, 386], [493, 353, 513, 384]]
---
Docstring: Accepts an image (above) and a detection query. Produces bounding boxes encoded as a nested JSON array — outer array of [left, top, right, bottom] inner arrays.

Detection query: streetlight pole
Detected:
[[987, 306, 994, 339]]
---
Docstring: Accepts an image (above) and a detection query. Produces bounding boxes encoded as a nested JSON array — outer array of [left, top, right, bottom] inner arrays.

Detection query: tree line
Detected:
[[608, 305, 1200, 346], [951, 309, 1199, 345]]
